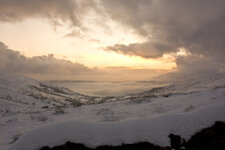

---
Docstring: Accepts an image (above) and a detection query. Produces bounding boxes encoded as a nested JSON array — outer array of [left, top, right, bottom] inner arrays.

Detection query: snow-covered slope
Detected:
[[1, 71, 225, 150], [7, 102, 225, 150], [0, 70, 118, 107]]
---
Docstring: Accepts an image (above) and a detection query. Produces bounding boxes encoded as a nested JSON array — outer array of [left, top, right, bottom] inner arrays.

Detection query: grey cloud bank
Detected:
[[102, 0, 225, 59], [0, 42, 163, 81], [101, 0, 225, 74], [0, 0, 95, 27], [0, 42, 91, 74], [0, 0, 224, 78], [1, 0, 225, 62]]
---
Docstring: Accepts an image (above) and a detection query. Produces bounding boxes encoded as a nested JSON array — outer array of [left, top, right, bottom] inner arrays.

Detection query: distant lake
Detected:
[[50, 80, 168, 97]]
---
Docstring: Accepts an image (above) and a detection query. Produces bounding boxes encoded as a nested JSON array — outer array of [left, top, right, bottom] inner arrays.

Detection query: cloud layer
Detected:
[[0, 0, 224, 79], [105, 42, 174, 58], [102, 0, 225, 62], [0, 41, 164, 81], [0, 0, 95, 27], [1, 0, 225, 62], [0, 41, 91, 74]]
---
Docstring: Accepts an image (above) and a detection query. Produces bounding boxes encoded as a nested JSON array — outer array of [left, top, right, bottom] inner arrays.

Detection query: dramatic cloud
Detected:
[[101, 0, 225, 62], [2, 0, 225, 62], [0, 0, 95, 27], [105, 42, 175, 58], [1, 0, 224, 80], [0, 41, 164, 81], [0, 41, 91, 75], [175, 55, 225, 74]]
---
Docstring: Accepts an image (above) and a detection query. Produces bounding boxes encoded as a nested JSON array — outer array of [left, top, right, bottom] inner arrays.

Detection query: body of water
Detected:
[[50, 80, 168, 97]]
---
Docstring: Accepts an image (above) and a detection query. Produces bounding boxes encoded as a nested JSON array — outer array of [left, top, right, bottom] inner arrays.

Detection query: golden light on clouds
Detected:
[[0, 0, 224, 82], [0, 11, 175, 72], [81, 50, 176, 69]]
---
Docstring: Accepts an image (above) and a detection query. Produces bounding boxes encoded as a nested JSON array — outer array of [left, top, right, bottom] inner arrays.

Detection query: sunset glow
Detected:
[[1, 0, 223, 82], [0, 12, 175, 72]]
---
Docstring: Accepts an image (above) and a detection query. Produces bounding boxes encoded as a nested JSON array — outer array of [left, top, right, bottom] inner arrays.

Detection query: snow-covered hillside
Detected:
[[0, 70, 121, 107], [1, 71, 225, 150]]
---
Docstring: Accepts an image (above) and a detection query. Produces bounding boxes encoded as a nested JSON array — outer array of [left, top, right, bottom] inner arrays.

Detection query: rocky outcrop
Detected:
[[169, 134, 186, 150], [40, 142, 170, 150], [185, 121, 225, 150]]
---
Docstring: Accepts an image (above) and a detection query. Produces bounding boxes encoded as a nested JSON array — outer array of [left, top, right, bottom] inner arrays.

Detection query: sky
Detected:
[[0, 0, 225, 81]]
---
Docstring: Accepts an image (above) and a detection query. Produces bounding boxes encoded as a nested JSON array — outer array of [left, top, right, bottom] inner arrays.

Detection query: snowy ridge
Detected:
[[0, 70, 83, 107], [0, 70, 122, 111]]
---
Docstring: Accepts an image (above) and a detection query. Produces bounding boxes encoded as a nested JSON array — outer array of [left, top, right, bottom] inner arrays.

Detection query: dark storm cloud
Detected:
[[0, 41, 91, 74], [101, 0, 225, 62], [0, 0, 95, 26], [105, 42, 175, 58], [1, 0, 225, 62]]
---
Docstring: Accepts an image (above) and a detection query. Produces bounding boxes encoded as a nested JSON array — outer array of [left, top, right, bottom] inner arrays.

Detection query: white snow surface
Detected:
[[7, 102, 225, 150], [1, 70, 225, 150]]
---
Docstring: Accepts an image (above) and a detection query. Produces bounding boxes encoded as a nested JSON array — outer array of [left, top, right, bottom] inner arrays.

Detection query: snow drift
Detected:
[[7, 101, 225, 150]]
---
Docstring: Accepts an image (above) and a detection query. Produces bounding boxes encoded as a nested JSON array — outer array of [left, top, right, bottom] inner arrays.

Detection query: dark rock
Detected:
[[186, 121, 225, 150], [40, 146, 51, 150], [96, 142, 170, 150], [39, 121, 225, 150], [40, 141, 170, 150], [169, 134, 186, 150], [42, 106, 49, 109]]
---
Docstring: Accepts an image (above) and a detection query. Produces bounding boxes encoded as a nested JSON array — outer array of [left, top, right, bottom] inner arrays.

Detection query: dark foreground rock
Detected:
[[40, 121, 225, 150], [40, 142, 170, 150], [169, 134, 186, 150], [185, 121, 225, 150]]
